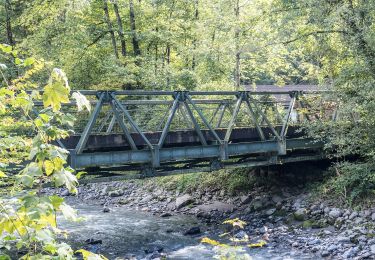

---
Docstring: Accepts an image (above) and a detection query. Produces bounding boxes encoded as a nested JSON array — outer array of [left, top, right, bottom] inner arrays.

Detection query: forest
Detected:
[[0, 0, 375, 259]]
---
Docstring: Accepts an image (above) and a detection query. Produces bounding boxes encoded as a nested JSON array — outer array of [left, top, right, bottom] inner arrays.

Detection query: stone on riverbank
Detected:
[[176, 194, 194, 209]]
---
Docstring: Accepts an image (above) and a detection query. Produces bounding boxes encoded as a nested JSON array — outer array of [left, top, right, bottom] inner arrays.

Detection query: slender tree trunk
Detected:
[[166, 44, 171, 88], [129, 0, 141, 56], [234, 0, 241, 90], [5, 0, 14, 46], [192, 0, 199, 70], [103, 0, 119, 59], [113, 1, 126, 57]]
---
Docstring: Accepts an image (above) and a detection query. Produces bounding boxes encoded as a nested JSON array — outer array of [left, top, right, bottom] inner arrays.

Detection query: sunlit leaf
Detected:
[[72, 92, 91, 112]]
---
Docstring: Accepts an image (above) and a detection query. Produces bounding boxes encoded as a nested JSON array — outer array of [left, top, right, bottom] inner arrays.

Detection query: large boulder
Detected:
[[293, 208, 307, 221], [175, 194, 194, 209]]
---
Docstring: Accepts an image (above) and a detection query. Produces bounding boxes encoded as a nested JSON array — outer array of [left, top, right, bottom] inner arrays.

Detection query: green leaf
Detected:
[[14, 58, 22, 65], [0, 171, 7, 178], [44, 160, 54, 176], [24, 57, 35, 66], [49, 195, 64, 209], [0, 44, 12, 53], [43, 82, 70, 112], [0, 64, 7, 70], [76, 171, 87, 179]]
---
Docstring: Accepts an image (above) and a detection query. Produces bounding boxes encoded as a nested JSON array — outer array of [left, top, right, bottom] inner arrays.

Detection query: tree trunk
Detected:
[[103, 0, 119, 59], [113, 1, 126, 57], [5, 0, 15, 46], [166, 44, 171, 88], [192, 0, 199, 70], [129, 0, 141, 56], [234, 0, 241, 90]]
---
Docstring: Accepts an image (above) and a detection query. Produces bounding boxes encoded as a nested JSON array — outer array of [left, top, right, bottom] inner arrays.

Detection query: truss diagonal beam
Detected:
[[158, 93, 180, 148], [75, 93, 105, 154], [110, 100, 137, 150]]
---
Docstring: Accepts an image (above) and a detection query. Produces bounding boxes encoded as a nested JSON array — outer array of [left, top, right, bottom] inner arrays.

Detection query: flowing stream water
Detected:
[[58, 201, 319, 260]]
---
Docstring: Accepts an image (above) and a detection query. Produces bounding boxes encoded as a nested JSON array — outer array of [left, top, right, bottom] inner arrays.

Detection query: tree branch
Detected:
[[279, 30, 349, 45]]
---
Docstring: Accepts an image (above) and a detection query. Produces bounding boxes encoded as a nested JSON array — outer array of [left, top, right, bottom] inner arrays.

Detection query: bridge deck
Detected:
[[61, 126, 302, 152]]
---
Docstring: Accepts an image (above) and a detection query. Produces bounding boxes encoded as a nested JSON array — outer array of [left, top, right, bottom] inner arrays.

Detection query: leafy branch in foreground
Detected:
[[0, 44, 106, 260], [201, 218, 267, 260]]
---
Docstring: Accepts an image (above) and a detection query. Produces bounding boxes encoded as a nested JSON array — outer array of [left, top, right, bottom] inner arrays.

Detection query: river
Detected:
[[58, 200, 320, 259]]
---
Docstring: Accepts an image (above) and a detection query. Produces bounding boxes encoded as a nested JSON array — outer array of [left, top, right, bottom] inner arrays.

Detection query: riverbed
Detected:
[[59, 200, 320, 259]]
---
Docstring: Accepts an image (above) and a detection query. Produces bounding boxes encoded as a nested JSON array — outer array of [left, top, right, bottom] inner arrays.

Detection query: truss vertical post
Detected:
[[97, 110, 113, 132], [110, 100, 137, 150], [216, 103, 226, 128], [209, 103, 222, 125], [280, 93, 297, 138], [106, 115, 116, 133], [182, 98, 207, 145], [157, 104, 172, 131], [244, 98, 265, 141], [224, 93, 243, 142], [158, 92, 180, 148], [75, 92, 105, 154]]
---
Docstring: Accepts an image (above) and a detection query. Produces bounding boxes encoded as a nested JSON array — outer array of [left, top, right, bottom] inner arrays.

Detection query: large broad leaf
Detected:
[[43, 69, 70, 112], [43, 82, 70, 111], [72, 92, 91, 112]]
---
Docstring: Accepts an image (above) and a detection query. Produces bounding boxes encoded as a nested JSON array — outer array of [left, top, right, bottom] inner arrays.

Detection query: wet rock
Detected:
[[160, 212, 172, 218], [108, 190, 124, 197], [234, 230, 248, 240], [183, 226, 201, 235], [60, 189, 70, 196], [321, 251, 330, 257], [102, 207, 110, 213], [293, 208, 307, 221], [175, 194, 194, 209], [85, 238, 102, 245], [266, 208, 276, 216], [371, 212, 375, 221]]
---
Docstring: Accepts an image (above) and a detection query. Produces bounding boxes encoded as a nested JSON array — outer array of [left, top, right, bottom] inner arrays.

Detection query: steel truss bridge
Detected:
[[52, 90, 333, 176]]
